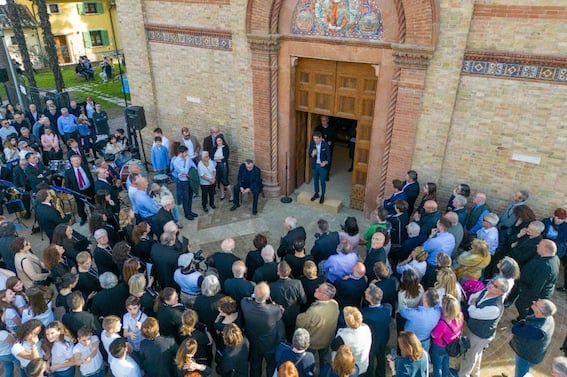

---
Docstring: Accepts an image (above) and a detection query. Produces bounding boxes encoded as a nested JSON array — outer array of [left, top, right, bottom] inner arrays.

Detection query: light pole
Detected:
[[0, 12, 25, 107]]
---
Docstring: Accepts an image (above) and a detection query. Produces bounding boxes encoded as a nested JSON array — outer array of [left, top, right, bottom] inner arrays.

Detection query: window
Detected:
[[48, 4, 60, 14], [83, 30, 110, 48], [77, 2, 104, 15]]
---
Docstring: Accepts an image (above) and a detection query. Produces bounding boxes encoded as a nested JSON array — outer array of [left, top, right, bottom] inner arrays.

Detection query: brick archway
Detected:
[[246, 0, 439, 209]]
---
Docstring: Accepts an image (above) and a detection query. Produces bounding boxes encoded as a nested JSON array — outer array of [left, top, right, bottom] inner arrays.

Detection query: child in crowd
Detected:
[[151, 136, 170, 174], [0, 288, 22, 332], [109, 337, 143, 377], [101, 315, 123, 363], [43, 321, 76, 377], [122, 296, 147, 352], [5, 276, 28, 315], [73, 326, 105, 377], [62, 291, 102, 338], [0, 308, 19, 377]]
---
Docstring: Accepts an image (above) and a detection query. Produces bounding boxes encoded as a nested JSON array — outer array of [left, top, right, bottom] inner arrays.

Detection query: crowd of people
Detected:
[[0, 98, 565, 377]]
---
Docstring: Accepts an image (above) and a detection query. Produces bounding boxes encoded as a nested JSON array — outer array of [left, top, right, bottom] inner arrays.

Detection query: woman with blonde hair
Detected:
[[455, 239, 491, 282], [321, 344, 359, 377], [219, 324, 249, 377], [332, 307, 372, 374], [43, 321, 76, 377], [299, 260, 325, 311], [175, 338, 212, 376], [388, 331, 428, 377], [179, 309, 212, 365], [128, 273, 156, 317], [430, 295, 463, 377], [434, 268, 462, 302]]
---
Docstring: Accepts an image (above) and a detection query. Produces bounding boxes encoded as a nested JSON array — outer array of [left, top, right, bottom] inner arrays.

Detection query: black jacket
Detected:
[[240, 297, 284, 352], [277, 227, 307, 259]]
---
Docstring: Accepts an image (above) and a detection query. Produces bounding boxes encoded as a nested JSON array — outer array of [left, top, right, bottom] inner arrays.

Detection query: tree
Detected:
[[5, 0, 39, 104], [34, 0, 64, 91]]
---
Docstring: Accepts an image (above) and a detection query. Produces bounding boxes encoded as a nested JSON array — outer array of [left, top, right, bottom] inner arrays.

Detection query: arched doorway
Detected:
[[293, 58, 377, 209], [246, 0, 438, 214]]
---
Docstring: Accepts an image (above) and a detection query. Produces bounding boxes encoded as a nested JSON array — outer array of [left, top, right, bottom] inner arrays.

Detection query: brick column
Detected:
[[379, 44, 433, 198], [248, 33, 281, 197], [115, 0, 158, 158], [411, 0, 475, 182]]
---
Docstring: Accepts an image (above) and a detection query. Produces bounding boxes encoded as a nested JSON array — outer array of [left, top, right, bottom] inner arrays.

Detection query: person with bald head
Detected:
[[206, 238, 241, 289], [270, 261, 307, 340], [241, 282, 285, 377], [415, 200, 441, 237], [224, 260, 255, 306], [252, 245, 278, 283], [334, 262, 367, 309], [444, 211, 463, 257], [514, 238, 560, 320]]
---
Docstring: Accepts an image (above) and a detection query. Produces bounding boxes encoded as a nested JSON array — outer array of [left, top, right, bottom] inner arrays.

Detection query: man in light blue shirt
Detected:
[[422, 217, 455, 288], [132, 177, 159, 221], [172, 145, 198, 220], [399, 288, 441, 351], [57, 107, 79, 143]]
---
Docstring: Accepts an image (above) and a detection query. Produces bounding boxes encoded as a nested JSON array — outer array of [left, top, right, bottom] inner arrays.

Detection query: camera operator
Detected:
[[175, 252, 204, 306]]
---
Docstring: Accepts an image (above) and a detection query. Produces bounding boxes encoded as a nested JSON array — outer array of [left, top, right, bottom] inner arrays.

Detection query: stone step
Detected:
[[297, 191, 341, 214]]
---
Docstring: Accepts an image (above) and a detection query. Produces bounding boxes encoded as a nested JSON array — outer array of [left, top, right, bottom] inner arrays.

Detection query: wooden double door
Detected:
[[294, 58, 377, 209]]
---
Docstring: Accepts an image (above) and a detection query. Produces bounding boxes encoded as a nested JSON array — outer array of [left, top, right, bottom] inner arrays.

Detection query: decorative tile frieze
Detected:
[[146, 24, 232, 51], [462, 50, 567, 83]]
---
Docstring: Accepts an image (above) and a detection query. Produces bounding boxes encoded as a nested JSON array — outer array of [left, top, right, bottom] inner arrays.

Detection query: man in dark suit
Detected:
[[151, 232, 183, 290], [308, 131, 331, 204], [155, 196, 176, 239], [206, 238, 240, 289], [402, 170, 420, 215], [334, 262, 367, 309], [64, 155, 94, 226], [230, 159, 263, 215], [514, 239, 559, 320], [361, 285, 392, 377], [94, 167, 119, 207], [224, 260, 255, 307], [202, 126, 223, 154], [241, 282, 285, 377], [35, 189, 71, 241], [269, 261, 306, 340], [67, 138, 88, 164], [314, 115, 337, 179], [25, 103, 40, 126], [24, 153, 50, 191], [311, 219, 340, 265], [0, 164, 13, 215], [253, 245, 278, 284], [277, 216, 307, 259]]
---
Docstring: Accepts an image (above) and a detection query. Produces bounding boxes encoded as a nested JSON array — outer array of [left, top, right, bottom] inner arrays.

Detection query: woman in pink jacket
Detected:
[[430, 294, 463, 377]]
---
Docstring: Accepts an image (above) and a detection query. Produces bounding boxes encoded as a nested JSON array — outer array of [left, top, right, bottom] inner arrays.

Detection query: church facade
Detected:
[[116, 0, 567, 215]]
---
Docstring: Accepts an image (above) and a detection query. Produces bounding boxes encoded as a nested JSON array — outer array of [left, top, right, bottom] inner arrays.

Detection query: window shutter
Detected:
[[96, 2, 104, 14], [101, 30, 110, 46], [77, 3, 85, 15], [83, 31, 92, 48]]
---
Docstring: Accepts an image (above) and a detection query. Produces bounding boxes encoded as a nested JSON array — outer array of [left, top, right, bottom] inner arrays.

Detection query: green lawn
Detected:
[[2, 63, 130, 109]]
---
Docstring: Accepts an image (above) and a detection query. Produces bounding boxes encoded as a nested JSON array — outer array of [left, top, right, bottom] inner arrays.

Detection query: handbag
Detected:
[[443, 320, 470, 357], [20, 257, 53, 287]]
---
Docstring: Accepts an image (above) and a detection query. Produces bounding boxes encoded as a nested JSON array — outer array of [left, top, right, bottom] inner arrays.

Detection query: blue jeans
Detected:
[[0, 353, 19, 377], [176, 179, 193, 218], [53, 366, 76, 377], [431, 343, 450, 377], [420, 337, 431, 353], [312, 164, 328, 195], [83, 366, 106, 377], [514, 355, 534, 377]]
